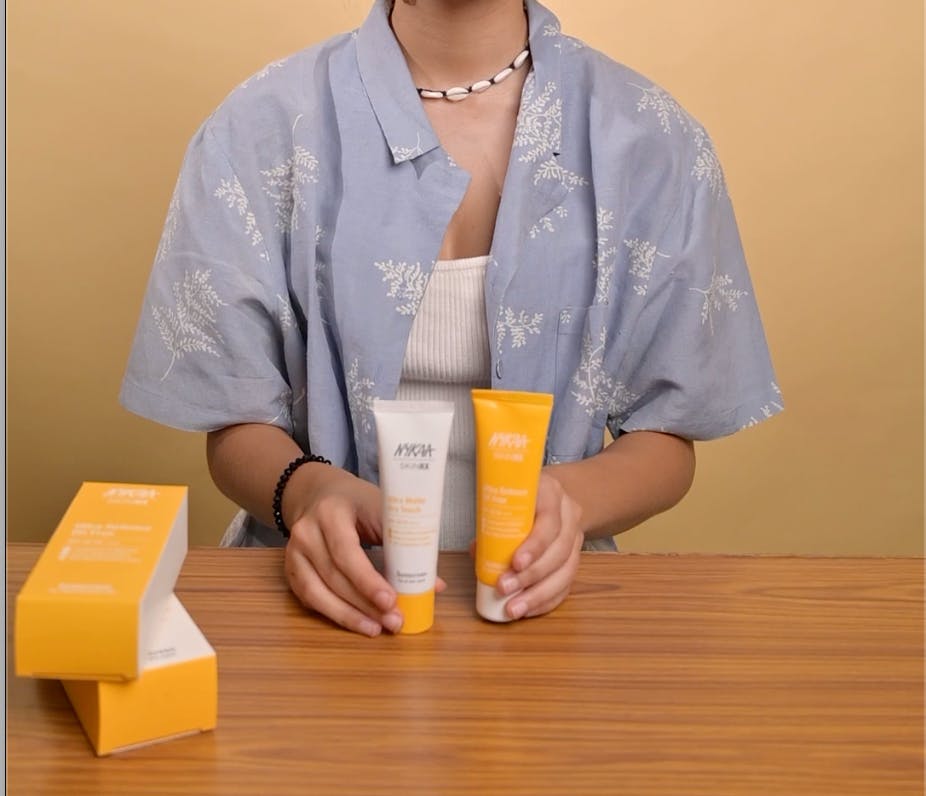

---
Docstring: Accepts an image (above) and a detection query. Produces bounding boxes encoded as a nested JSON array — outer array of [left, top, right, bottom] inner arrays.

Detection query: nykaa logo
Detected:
[[488, 432, 529, 450], [394, 443, 435, 459]]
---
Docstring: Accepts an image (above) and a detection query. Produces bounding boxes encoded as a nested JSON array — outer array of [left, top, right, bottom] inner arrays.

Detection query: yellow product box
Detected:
[[63, 593, 218, 756], [15, 482, 188, 681]]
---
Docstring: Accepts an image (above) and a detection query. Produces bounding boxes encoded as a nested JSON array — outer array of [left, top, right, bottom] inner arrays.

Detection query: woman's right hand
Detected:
[[282, 463, 405, 637]]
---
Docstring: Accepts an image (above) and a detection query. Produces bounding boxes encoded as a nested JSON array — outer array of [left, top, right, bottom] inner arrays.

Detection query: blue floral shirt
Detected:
[[121, 0, 782, 540]]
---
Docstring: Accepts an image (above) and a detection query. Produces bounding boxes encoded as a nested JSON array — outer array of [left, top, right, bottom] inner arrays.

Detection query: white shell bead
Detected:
[[492, 67, 514, 84], [414, 45, 530, 101]]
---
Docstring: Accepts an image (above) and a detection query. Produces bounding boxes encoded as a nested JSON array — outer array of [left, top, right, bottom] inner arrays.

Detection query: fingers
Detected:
[[505, 525, 581, 619], [496, 473, 584, 620], [286, 495, 404, 636], [508, 472, 571, 573], [286, 544, 393, 637], [314, 495, 396, 609]]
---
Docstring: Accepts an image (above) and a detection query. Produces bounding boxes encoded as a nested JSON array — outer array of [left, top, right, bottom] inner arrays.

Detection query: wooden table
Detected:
[[6, 544, 924, 795]]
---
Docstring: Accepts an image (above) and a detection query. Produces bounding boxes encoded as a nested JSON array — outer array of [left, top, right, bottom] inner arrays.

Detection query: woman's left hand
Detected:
[[493, 470, 584, 620]]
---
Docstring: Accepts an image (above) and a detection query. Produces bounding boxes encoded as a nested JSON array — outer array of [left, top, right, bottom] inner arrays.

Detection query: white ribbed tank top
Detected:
[[395, 255, 490, 550]]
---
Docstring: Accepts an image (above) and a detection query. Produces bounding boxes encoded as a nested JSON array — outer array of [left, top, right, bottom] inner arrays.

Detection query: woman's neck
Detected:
[[389, 0, 528, 91]]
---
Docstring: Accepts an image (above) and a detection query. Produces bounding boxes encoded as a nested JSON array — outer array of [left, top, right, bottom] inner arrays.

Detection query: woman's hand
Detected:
[[492, 470, 584, 620], [207, 422, 450, 637], [487, 430, 697, 621], [283, 464, 406, 637]]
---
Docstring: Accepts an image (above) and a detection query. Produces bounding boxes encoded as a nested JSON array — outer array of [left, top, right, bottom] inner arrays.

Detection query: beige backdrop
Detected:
[[7, 1, 924, 553]]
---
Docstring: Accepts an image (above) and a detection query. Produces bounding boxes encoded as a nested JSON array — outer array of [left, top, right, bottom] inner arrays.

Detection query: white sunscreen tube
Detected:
[[373, 399, 454, 634]]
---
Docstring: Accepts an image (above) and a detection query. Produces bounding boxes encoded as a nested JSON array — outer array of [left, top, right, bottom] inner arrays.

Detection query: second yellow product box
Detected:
[[62, 593, 218, 756]]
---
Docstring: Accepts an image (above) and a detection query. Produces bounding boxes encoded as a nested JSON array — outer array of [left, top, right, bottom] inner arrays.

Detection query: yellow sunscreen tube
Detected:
[[471, 389, 553, 622], [373, 399, 454, 634]]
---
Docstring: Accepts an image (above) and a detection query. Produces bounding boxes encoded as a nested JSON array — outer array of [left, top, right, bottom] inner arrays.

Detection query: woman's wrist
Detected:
[[279, 460, 347, 536], [272, 454, 332, 537]]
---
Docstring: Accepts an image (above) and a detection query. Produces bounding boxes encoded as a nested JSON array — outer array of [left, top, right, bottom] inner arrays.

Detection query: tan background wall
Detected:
[[7, 1, 923, 553]]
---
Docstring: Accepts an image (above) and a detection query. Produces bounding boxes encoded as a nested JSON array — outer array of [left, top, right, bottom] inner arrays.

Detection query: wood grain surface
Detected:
[[6, 544, 924, 795]]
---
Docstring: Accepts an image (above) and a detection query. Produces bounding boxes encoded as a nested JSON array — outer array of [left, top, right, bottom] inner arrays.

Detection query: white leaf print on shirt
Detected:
[[266, 386, 305, 428], [560, 36, 586, 51], [593, 207, 618, 304], [375, 260, 427, 316], [571, 327, 639, 422], [624, 237, 670, 297], [260, 119, 319, 233], [631, 83, 689, 135], [740, 382, 784, 429], [596, 207, 614, 236], [154, 190, 180, 265], [543, 22, 585, 51], [629, 83, 726, 196], [689, 260, 749, 334], [391, 133, 424, 163], [276, 295, 294, 330], [514, 77, 562, 163], [152, 269, 227, 381], [346, 358, 375, 434], [528, 205, 568, 238], [533, 158, 588, 191], [214, 177, 267, 257], [496, 307, 543, 350], [692, 144, 724, 196], [594, 251, 618, 304], [516, 77, 589, 192], [238, 58, 289, 89]]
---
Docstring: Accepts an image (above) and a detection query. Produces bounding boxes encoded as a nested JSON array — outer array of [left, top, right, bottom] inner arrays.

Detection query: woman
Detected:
[[121, 0, 781, 636]]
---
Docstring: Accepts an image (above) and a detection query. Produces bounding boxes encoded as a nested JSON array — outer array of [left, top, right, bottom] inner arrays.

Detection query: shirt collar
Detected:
[[356, 0, 565, 164]]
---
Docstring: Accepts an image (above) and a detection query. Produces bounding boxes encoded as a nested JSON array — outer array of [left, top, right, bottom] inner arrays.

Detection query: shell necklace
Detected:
[[416, 45, 530, 102]]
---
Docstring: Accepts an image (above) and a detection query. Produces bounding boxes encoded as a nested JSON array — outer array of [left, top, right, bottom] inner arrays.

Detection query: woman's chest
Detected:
[[422, 87, 523, 260]]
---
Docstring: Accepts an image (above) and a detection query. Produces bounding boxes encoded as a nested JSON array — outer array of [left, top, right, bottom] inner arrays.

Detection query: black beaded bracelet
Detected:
[[272, 453, 332, 538]]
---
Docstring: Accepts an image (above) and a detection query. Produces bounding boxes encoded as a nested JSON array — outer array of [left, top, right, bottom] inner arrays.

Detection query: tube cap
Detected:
[[476, 581, 517, 623], [394, 590, 435, 634]]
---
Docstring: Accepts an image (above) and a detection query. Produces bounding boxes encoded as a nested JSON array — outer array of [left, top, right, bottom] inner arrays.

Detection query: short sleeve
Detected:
[[609, 163, 783, 440], [120, 122, 298, 433]]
